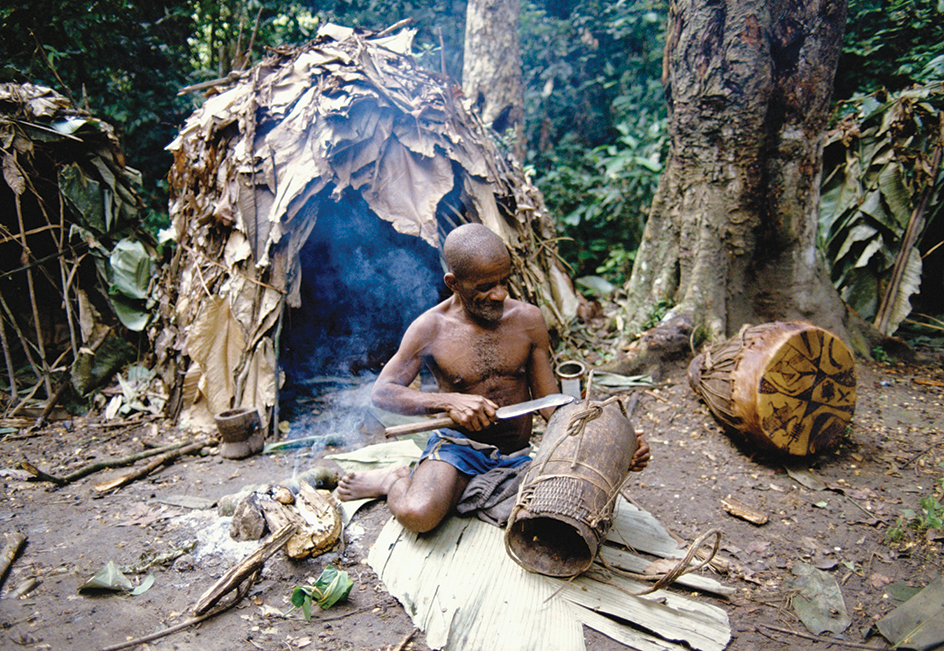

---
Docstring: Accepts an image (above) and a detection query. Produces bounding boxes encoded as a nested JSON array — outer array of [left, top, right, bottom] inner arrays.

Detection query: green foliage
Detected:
[[837, 0, 944, 98], [640, 297, 672, 330], [886, 466, 944, 544], [818, 82, 944, 334], [0, 0, 197, 220], [889, 496, 944, 541], [871, 345, 890, 364], [286, 566, 354, 619], [521, 0, 667, 282]]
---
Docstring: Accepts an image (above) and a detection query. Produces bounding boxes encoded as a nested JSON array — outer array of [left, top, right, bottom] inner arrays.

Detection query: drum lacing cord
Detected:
[[521, 377, 631, 531], [694, 326, 752, 423], [513, 375, 627, 528], [596, 528, 722, 596]]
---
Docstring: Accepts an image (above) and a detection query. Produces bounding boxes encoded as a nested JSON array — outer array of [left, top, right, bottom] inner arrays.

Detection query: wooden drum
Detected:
[[505, 401, 637, 577], [688, 321, 856, 456]]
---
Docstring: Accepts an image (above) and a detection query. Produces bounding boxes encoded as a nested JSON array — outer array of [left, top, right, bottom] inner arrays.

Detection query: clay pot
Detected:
[[214, 408, 264, 459]]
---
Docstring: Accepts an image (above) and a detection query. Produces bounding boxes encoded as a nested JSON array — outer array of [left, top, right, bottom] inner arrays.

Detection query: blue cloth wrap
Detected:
[[419, 428, 532, 477]]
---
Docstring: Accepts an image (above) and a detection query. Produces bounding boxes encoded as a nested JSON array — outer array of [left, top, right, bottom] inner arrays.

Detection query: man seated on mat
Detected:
[[337, 223, 649, 532]]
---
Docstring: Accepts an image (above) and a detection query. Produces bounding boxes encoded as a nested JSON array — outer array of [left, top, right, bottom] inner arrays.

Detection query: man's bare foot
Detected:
[[337, 466, 411, 501]]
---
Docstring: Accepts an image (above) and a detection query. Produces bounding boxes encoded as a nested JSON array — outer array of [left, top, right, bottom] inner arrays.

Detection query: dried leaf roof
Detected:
[[154, 23, 576, 431]]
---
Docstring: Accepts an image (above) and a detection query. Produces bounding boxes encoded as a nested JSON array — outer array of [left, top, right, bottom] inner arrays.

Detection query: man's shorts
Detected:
[[419, 429, 531, 477]]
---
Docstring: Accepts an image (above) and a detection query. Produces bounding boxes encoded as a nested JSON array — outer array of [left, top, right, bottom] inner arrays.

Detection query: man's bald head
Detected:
[[443, 223, 510, 280]]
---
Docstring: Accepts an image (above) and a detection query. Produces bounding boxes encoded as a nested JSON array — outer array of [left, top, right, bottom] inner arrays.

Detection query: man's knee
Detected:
[[390, 496, 449, 533]]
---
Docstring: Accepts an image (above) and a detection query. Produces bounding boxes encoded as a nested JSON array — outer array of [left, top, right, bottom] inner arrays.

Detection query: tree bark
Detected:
[[624, 0, 859, 348], [463, 0, 525, 160]]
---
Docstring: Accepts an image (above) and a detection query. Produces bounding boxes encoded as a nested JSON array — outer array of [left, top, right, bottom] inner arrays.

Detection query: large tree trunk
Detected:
[[463, 0, 525, 160], [623, 0, 866, 350]]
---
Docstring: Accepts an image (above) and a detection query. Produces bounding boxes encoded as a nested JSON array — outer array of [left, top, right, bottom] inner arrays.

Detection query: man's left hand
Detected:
[[630, 429, 650, 472]]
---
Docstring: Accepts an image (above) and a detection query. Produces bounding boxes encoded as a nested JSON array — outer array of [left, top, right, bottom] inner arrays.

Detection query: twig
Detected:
[[319, 603, 376, 622], [29, 30, 77, 108], [0, 277, 44, 397], [93, 439, 210, 493], [0, 308, 16, 405], [393, 627, 419, 651], [177, 71, 246, 95], [16, 461, 67, 486], [758, 624, 887, 649], [376, 18, 415, 38], [644, 389, 669, 403], [19, 439, 205, 487], [0, 532, 27, 592], [14, 191, 52, 398], [99, 574, 254, 651], [193, 524, 295, 615], [32, 327, 110, 429]]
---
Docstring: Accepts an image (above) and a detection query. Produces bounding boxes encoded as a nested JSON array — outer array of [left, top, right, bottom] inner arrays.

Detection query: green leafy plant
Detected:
[[871, 345, 890, 364], [886, 488, 944, 544], [819, 82, 944, 335], [837, 0, 944, 97], [285, 565, 354, 620], [522, 0, 667, 283], [640, 298, 672, 330]]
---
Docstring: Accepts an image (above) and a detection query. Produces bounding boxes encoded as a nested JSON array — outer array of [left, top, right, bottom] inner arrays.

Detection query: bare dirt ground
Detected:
[[1, 349, 942, 651]]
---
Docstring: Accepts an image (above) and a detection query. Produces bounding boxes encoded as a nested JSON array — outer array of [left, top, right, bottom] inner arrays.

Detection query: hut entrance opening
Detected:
[[278, 190, 445, 424]]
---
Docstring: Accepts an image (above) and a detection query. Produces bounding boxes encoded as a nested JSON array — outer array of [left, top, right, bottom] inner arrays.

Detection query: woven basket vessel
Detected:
[[505, 401, 636, 577]]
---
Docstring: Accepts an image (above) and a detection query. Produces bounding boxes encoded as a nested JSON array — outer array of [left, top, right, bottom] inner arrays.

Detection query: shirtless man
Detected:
[[337, 223, 649, 533]]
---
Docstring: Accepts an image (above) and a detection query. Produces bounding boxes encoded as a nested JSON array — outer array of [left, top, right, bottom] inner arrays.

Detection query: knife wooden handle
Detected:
[[384, 414, 457, 438]]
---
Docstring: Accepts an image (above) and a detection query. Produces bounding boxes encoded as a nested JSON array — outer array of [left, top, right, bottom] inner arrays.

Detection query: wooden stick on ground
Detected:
[[0, 532, 27, 592], [93, 439, 210, 493], [99, 574, 254, 651], [19, 439, 208, 487], [100, 525, 295, 651], [393, 627, 419, 651], [193, 523, 296, 615], [759, 624, 886, 649]]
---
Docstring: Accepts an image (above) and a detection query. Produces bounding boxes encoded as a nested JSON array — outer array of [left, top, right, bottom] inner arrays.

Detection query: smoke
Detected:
[[278, 189, 444, 448]]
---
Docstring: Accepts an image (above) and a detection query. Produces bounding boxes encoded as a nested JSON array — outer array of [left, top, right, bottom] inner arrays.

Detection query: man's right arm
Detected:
[[371, 316, 437, 415], [371, 315, 497, 430]]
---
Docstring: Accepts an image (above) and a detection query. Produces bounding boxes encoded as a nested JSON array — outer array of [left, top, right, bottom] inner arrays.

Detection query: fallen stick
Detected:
[[93, 439, 210, 493], [759, 624, 885, 649], [0, 532, 27, 592], [393, 627, 419, 651], [20, 439, 205, 487], [99, 576, 254, 651], [193, 523, 295, 615]]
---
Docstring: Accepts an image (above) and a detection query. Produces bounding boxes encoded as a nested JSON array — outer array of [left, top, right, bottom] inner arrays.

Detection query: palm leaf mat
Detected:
[[329, 441, 731, 651]]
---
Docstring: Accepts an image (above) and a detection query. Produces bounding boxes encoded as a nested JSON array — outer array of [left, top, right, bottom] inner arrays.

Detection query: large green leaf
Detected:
[[835, 222, 878, 261], [59, 163, 106, 233], [840, 268, 879, 319], [71, 334, 135, 396], [881, 247, 923, 335], [109, 292, 151, 332], [853, 236, 883, 269], [878, 162, 913, 229], [79, 561, 134, 592], [109, 239, 154, 300]]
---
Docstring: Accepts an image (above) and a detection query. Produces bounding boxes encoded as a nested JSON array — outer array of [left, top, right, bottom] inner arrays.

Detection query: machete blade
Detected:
[[495, 393, 575, 419]]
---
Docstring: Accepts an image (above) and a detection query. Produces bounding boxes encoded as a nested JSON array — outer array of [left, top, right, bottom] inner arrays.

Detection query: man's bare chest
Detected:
[[426, 325, 531, 391]]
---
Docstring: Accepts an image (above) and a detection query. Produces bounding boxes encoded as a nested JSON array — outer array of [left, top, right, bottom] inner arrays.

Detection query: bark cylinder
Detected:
[[505, 401, 636, 577]]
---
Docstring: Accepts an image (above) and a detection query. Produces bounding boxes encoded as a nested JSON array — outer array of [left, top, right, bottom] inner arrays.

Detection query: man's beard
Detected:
[[468, 300, 504, 323]]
